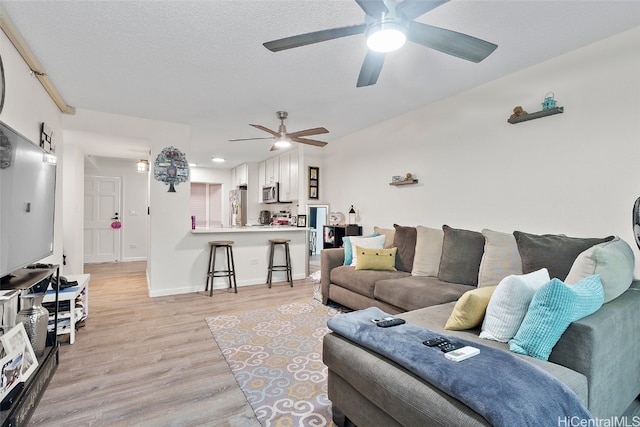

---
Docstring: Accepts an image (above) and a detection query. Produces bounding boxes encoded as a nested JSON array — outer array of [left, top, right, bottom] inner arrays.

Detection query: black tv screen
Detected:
[[0, 121, 57, 279]]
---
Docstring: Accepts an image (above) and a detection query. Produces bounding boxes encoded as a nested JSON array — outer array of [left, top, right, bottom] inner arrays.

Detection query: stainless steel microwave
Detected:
[[262, 183, 279, 203]]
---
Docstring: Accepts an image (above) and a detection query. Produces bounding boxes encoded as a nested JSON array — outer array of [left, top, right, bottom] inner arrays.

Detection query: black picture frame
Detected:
[[297, 214, 307, 227], [309, 167, 319, 199]]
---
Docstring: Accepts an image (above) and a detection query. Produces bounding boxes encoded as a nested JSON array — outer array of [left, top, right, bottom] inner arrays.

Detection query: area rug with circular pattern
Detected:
[[206, 300, 348, 427]]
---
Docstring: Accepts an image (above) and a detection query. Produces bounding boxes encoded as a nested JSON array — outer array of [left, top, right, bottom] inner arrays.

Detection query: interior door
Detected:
[[84, 176, 122, 263]]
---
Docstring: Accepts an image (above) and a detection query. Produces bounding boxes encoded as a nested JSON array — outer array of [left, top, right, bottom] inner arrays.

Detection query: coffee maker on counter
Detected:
[[259, 210, 271, 225]]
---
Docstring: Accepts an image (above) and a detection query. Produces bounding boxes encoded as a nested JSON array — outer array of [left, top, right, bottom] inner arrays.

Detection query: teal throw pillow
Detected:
[[509, 275, 604, 361], [343, 233, 378, 265]]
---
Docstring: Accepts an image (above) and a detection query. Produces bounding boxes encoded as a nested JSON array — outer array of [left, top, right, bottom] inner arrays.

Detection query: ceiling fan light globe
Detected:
[[366, 23, 406, 53], [274, 139, 291, 148]]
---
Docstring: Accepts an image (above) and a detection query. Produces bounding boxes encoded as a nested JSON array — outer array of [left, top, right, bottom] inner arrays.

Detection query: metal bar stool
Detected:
[[266, 238, 293, 288], [205, 240, 237, 296]]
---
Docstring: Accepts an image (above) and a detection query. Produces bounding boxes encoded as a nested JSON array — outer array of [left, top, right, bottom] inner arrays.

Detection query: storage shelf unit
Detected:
[[323, 225, 362, 249], [43, 274, 89, 345], [0, 265, 60, 427]]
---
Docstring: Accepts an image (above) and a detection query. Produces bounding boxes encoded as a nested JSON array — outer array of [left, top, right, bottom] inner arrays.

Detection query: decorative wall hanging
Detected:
[[154, 146, 189, 192], [309, 166, 319, 199], [40, 122, 54, 153]]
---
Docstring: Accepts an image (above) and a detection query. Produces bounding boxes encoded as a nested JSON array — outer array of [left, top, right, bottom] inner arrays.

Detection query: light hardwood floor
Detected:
[[28, 261, 319, 427]]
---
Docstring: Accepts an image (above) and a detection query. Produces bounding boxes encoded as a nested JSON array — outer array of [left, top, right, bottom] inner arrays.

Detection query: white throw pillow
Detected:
[[564, 236, 634, 303], [411, 226, 444, 277], [349, 235, 386, 266], [479, 268, 550, 342]]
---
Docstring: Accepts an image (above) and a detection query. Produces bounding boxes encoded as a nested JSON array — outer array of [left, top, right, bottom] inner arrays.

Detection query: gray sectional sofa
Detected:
[[321, 224, 640, 426]]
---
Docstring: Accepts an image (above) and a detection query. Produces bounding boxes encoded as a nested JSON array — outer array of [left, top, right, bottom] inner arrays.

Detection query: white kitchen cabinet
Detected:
[[234, 163, 248, 187], [279, 150, 298, 202], [258, 161, 266, 202], [265, 157, 279, 184]]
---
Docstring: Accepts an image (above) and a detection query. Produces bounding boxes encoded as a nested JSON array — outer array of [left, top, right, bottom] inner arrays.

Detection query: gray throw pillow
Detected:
[[438, 225, 485, 286], [513, 231, 614, 281], [392, 224, 417, 272]]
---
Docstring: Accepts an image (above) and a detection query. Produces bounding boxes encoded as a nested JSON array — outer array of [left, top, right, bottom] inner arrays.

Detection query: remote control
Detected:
[[423, 337, 448, 347], [440, 342, 465, 353], [373, 317, 406, 328], [445, 346, 480, 362]]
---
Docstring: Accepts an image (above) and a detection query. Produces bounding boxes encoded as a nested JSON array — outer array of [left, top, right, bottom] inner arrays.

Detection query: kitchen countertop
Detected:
[[190, 225, 308, 234]]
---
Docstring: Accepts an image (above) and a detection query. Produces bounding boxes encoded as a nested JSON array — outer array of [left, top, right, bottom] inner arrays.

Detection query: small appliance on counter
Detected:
[[259, 210, 271, 225]]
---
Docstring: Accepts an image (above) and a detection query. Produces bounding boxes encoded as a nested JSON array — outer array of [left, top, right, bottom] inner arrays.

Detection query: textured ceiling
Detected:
[[1, 0, 639, 168]]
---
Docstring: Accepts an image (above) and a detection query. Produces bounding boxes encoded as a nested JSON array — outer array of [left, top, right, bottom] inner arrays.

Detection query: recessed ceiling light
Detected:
[[211, 157, 225, 163], [189, 163, 198, 167]]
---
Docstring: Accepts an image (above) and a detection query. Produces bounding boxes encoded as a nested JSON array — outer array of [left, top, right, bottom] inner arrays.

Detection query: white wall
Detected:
[[84, 156, 148, 261], [0, 31, 64, 271], [322, 27, 640, 273], [61, 144, 85, 274], [61, 109, 191, 296]]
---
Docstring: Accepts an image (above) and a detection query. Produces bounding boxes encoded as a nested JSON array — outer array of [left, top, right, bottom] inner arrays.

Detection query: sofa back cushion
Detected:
[[393, 224, 417, 272], [374, 226, 395, 248], [477, 229, 523, 287], [564, 236, 634, 303], [437, 225, 485, 286], [513, 231, 614, 280], [411, 226, 444, 277]]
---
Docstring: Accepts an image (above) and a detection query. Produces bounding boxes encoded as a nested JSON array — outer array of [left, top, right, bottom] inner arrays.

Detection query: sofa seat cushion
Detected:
[[398, 303, 588, 406], [374, 276, 473, 312], [330, 265, 410, 298]]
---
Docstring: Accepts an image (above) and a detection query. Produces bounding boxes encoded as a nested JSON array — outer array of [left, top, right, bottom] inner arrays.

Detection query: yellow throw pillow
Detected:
[[445, 286, 498, 330], [354, 246, 397, 271]]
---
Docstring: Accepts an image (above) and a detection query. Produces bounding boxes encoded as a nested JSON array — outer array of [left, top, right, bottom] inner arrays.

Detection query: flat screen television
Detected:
[[0, 120, 57, 280]]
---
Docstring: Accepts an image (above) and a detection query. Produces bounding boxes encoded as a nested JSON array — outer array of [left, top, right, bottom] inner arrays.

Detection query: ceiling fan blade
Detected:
[[407, 21, 498, 63], [357, 50, 385, 87], [396, 0, 449, 20], [264, 24, 366, 52], [269, 144, 280, 151], [249, 124, 279, 136], [287, 127, 329, 138], [355, 0, 388, 17], [291, 136, 328, 147], [229, 137, 274, 142]]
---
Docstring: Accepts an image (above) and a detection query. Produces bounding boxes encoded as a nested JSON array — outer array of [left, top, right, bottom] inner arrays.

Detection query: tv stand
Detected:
[[0, 265, 60, 427]]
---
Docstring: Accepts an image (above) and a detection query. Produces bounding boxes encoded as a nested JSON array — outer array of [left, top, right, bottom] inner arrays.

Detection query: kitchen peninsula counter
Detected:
[[184, 226, 309, 295], [191, 225, 306, 234]]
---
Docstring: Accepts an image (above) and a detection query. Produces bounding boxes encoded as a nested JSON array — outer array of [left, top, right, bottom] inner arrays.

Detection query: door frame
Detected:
[[307, 203, 330, 272]]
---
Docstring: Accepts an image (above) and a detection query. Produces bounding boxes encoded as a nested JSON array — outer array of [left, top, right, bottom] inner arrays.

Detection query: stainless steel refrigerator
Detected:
[[229, 189, 247, 227]]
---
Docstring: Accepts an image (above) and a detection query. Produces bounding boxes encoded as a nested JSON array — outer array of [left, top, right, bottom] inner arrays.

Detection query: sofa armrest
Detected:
[[321, 248, 345, 304], [550, 281, 640, 417]]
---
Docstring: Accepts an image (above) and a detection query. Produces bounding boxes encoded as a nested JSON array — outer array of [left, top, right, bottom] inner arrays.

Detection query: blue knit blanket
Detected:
[[327, 307, 592, 427]]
